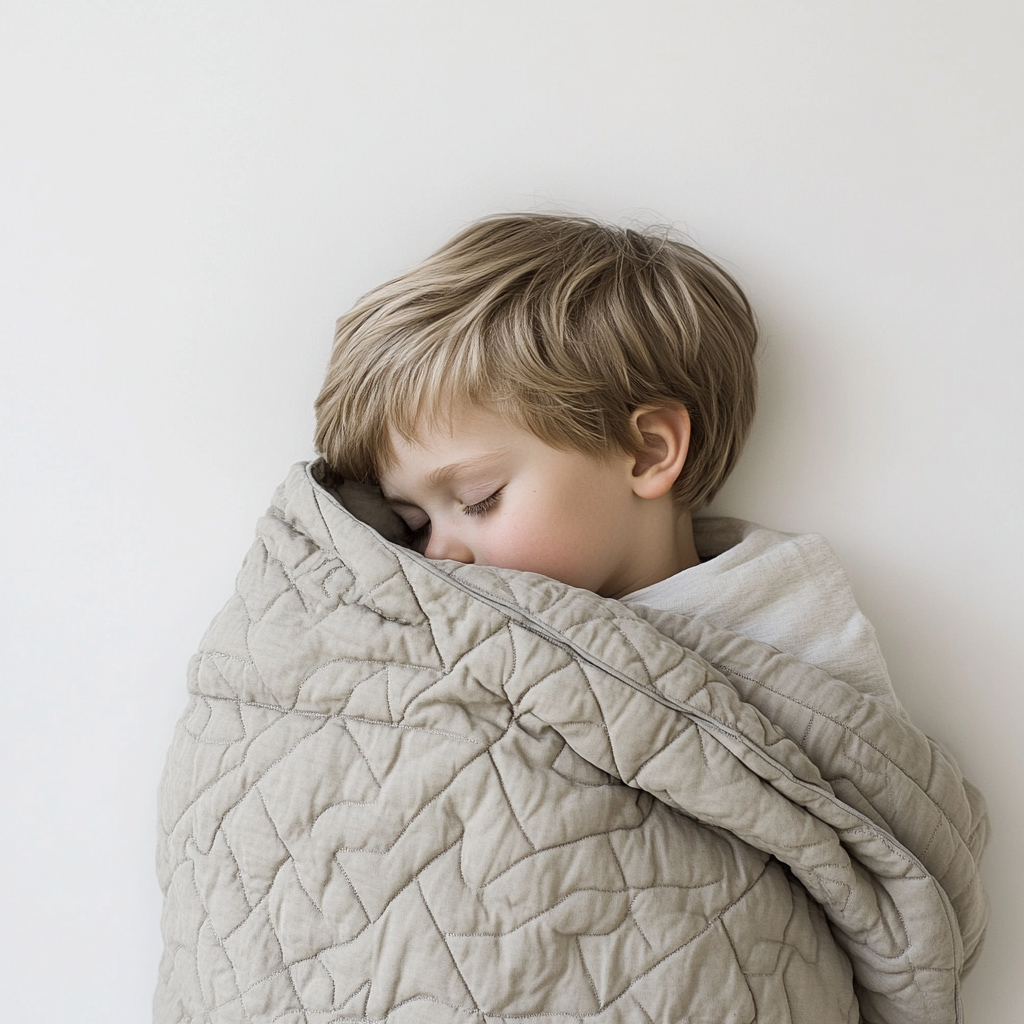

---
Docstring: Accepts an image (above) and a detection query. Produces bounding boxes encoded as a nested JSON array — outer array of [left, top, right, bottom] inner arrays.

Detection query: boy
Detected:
[[315, 214, 753, 596], [156, 214, 985, 1024], [314, 213, 895, 701]]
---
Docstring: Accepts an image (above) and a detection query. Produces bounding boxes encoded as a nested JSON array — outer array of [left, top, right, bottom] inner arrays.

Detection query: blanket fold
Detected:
[[156, 461, 987, 1024]]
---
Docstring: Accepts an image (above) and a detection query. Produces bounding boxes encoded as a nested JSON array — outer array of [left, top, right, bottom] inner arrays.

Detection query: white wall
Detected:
[[1, 2, 1020, 1020]]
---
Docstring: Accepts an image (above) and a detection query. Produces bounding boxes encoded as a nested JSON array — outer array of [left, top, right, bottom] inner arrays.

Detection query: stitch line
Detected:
[[486, 747, 538, 852], [576, 933, 601, 1008], [417, 877, 483, 1012]]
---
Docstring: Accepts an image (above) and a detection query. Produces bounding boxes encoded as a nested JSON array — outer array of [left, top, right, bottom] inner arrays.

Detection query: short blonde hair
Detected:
[[315, 213, 757, 511]]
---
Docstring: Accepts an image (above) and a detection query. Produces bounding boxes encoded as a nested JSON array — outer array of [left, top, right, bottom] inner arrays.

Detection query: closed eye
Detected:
[[462, 489, 503, 517]]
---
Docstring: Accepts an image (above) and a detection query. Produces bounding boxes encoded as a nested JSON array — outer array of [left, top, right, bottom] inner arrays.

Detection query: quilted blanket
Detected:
[[155, 461, 988, 1024]]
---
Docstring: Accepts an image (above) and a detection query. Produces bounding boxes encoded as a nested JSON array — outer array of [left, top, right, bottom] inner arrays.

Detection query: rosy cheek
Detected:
[[478, 516, 542, 573], [499, 517, 592, 585]]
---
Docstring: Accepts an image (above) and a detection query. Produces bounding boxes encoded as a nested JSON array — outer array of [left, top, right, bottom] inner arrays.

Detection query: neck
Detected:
[[606, 501, 701, 600]]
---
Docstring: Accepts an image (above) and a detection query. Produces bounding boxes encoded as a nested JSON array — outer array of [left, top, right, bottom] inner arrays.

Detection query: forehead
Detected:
[[385, 404, 521, 480]]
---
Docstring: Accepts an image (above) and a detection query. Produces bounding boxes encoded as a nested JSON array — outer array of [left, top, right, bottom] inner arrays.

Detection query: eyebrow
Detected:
[[382, 451, 508, 504], [426, 451, 508, 487]]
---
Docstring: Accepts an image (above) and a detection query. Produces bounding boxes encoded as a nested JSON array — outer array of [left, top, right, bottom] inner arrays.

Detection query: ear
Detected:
[[628, 405, 691, 500]]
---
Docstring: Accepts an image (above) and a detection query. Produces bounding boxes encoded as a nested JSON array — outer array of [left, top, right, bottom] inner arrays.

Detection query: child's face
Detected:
[[379, 403, 662, 598]]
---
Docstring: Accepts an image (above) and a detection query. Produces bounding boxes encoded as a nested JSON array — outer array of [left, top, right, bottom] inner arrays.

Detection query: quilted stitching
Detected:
[[155, 463, 985, 1024]]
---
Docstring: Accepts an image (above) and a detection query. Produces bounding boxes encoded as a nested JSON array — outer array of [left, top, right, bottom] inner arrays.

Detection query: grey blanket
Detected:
[[155, 461, 987, 1023]]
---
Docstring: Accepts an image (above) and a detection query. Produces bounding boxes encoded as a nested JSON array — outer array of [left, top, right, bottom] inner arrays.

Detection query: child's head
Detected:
[[315, 213, 758, 595]]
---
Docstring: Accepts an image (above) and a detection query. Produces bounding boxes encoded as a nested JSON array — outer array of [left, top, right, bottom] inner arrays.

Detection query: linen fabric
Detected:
[[155, 462, 987, 1024]]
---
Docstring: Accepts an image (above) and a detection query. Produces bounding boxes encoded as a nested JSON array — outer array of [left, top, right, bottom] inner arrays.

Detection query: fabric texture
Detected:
[[155, 462, 988, 1024], [621, 517, 900, 706]]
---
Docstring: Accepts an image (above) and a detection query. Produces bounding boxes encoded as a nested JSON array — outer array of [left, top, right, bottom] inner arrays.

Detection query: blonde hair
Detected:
[[315, 213, 757, 511]]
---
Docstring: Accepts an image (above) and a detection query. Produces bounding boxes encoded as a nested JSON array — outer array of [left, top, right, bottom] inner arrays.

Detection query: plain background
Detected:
[[1, 2, 1020, 1020]]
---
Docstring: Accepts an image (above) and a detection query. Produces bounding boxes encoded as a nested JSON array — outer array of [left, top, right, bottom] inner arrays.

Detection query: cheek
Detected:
[[488, 507, 596, 584]]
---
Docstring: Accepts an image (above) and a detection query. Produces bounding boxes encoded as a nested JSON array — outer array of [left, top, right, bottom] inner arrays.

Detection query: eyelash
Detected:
[[404, 488, 503, 549], [462, 489, 503, 517]]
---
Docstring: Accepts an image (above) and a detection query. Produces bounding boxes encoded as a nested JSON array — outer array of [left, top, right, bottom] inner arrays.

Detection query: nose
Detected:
[[423, 525, 475, 564]]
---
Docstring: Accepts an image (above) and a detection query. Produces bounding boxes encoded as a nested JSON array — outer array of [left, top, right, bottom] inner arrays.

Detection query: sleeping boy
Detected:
[[314, 213, 897, 703], [156, 213, 986, 1023]]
